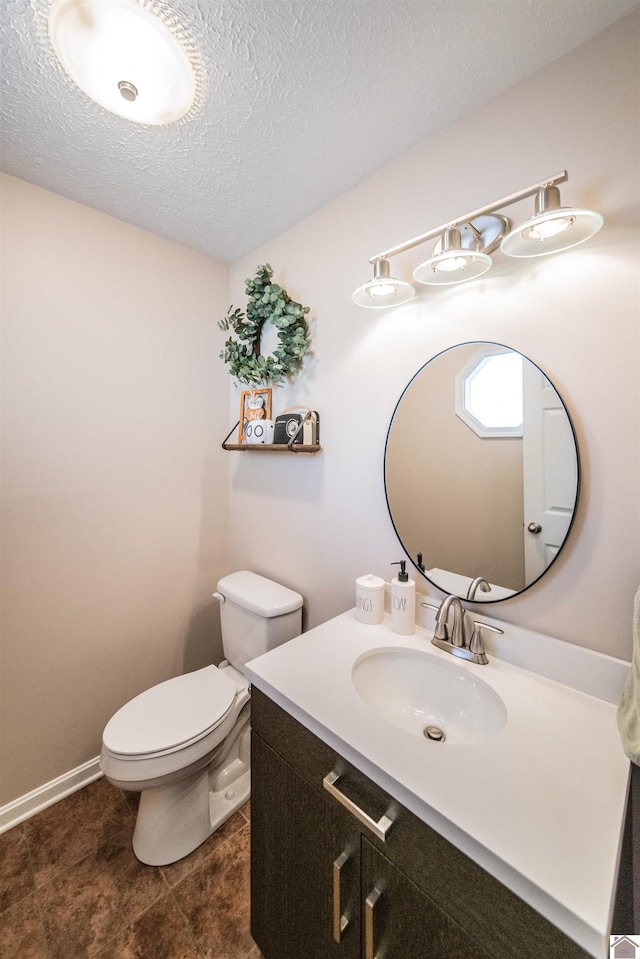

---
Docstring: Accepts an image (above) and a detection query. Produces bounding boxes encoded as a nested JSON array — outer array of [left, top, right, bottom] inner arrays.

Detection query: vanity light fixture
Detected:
[[351, 257, 416, 308], [500, 184, 604, 258], [412, 226, 493, 286], [353, 171, 603, 307], [48, 0, 200, 125]]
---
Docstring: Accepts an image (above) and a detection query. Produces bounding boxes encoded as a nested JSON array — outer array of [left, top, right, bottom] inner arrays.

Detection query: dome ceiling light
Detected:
[[352, 171, 604, 308], [48, 0, 200, 125]]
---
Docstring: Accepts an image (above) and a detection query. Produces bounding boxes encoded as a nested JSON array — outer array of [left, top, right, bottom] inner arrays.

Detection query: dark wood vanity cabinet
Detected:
[[250, 688, 592, 959], [251, 729, 360, 959], [359, 838, 497, 959], [251, 727, 487, 959]]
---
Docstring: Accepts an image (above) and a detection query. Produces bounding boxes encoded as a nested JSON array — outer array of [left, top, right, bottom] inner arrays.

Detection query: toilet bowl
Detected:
[[100, 571, 302, 866]]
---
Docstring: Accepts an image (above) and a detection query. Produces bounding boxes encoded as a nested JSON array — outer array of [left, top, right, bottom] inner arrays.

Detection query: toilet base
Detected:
[[131, 705, 251, 866], [209, 766, 251, 834]]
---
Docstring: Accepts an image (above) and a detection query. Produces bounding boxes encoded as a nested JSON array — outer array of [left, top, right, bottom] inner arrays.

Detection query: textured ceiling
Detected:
[[1, 0, 638, 262]]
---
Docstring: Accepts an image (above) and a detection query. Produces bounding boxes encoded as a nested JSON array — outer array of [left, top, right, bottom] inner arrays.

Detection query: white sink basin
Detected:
[[352, 646, 507, 744]]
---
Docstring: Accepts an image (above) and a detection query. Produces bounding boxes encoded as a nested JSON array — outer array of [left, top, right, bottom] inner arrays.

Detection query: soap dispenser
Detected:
[[390, 560, 415, 635]]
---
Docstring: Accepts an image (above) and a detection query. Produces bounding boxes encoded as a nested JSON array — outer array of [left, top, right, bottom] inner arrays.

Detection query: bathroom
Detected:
[[1, 1, 639, 957]]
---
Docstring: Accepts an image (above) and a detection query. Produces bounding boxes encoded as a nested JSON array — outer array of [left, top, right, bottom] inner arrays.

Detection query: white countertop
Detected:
[[245, 608, 630, 959]]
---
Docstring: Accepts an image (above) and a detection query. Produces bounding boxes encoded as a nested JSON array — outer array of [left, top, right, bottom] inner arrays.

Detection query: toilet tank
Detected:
[[216, 571, 303, 672]]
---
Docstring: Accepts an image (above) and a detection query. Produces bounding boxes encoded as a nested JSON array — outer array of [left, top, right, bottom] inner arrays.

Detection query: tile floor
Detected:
[[0, 777, 265, 959]]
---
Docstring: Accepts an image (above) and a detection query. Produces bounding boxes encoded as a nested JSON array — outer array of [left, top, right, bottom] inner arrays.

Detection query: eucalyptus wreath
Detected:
[[218, 264, 310, 387]]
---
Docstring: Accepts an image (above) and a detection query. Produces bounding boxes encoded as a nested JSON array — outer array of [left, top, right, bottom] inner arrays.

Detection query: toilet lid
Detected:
[[102, 665, 237, 757]]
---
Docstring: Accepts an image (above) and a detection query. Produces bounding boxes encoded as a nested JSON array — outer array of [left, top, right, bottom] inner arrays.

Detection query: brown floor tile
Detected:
[[160, 809, 247, 889], [38, 828, 167, 959], [24, 778, 133, 888], [0, 824, 36, 912], [2, 781, 259, 959], [0, 892, 50, 959], [92, 895, 200, 959], [173, 824, 254, 959]]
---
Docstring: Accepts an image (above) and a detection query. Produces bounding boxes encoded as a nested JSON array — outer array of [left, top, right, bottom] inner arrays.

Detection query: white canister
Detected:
[[355, 574, 385, 625], [245, 419, 275, 444]]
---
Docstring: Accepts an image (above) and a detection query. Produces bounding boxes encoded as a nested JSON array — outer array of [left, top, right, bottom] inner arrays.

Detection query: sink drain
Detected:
[[424, 725, 446, 743]]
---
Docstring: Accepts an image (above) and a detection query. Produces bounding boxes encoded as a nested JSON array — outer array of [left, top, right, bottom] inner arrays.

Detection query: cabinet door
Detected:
[[361, 838, 493, 959], [251, 731, 361, 959]]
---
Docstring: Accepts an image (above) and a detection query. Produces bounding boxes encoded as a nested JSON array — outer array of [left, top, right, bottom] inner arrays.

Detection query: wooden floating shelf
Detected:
[[223, 443, 322, 454]]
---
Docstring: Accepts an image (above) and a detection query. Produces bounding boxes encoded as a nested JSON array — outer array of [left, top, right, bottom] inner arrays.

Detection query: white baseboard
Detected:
[[0, 757, 102, 834]]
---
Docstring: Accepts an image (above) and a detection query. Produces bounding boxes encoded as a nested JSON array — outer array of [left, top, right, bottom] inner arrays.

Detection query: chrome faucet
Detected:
[[466, 576, 491, 601], [433, 594, 465, 648], [421, 594, 503, 665]]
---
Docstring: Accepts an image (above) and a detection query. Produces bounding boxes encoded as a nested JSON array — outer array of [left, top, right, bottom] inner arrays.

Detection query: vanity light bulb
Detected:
[[525, 215, 575, 242], [369, 282, 397, 297], [434, 255, 469, 273]]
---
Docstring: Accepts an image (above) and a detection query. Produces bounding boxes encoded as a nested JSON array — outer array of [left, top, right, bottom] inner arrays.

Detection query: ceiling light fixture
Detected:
[[353, 172, 603, 307], [48, 0, 200, 125], [351, 258, 415, 308]]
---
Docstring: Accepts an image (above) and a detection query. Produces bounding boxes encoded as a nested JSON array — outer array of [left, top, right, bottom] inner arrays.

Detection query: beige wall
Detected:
[[228, 12, 640, 660], [0, 175, 230, 804]]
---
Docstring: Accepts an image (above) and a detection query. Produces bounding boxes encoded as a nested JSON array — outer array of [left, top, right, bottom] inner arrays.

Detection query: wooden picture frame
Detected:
[[239, 388, 272, 443]]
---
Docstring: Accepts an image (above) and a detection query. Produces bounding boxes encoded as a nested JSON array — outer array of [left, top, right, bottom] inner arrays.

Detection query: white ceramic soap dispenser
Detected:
[[390, 560, 415, 635]]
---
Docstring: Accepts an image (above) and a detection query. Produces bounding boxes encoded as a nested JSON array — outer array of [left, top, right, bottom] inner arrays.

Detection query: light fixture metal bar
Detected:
[[369, 170, 569, 264]]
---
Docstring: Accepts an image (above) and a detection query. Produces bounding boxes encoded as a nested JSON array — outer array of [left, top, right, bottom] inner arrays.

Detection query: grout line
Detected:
[[167, 820, 253, 958], [33, 883, 55, 959], [89, 885, 189, 959], [21, 831, 54, 959], [2, 824, 53, 958], [40, 825, 169, 959], [0, 824, 30, 913], [159, 814, 249, 890]]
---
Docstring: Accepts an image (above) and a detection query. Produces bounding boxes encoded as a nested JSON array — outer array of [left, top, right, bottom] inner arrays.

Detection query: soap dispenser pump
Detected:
[[390, 560, 415, 636]]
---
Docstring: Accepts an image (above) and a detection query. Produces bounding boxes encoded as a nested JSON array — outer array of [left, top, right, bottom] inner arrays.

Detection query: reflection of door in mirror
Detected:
[[384, 343, 579, 603], [522, 364, 578, 582]]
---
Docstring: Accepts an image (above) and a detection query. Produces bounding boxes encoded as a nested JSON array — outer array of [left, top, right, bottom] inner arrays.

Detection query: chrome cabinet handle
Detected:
[[364, 886, 382, 959], [332, 851, 350, 943], [527, 522, 542, 534], [323, 770, 393, 842]]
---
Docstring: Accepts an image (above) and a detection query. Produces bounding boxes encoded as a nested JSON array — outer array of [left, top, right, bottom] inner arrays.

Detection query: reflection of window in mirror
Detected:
[[456, 349, 523, 438]]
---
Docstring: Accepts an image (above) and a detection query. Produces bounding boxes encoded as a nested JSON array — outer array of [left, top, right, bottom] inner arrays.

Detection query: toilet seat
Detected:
[[103, 665, 237, 759]]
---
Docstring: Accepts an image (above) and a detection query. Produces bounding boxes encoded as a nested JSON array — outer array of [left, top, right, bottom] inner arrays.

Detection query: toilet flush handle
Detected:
[[213, 591, 225, 603]]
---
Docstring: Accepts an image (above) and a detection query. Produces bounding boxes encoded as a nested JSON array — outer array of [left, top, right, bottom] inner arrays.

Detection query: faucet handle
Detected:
[[419, 602, 442, 633], [469, 621, 504, 665], [472, 620, 504, 636]]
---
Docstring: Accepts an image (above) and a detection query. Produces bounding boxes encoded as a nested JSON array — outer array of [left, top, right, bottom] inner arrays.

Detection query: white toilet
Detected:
[[100, 571, 302, 866]]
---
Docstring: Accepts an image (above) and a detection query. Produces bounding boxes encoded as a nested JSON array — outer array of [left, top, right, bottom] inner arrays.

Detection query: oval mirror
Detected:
[[384, 343, 580, 602]]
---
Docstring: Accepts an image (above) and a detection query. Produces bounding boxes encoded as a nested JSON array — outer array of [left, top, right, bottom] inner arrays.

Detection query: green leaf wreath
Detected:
[[218, 264, 310, 387]]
